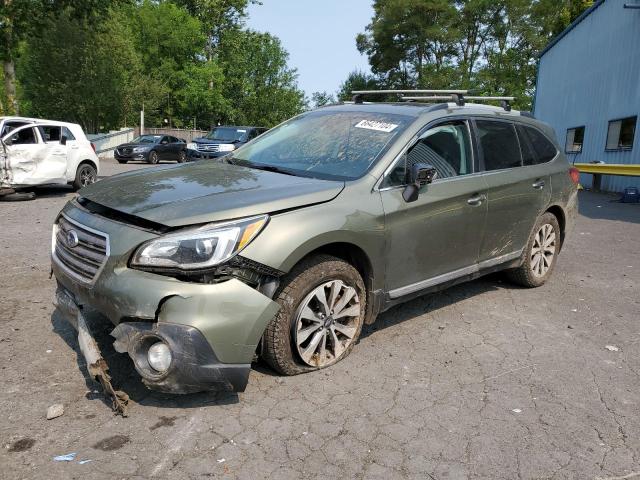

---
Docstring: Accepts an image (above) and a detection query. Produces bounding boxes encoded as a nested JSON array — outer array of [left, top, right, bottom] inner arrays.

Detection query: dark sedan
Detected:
[[115, 135, 187, 164], [186, 126, 267, 160]]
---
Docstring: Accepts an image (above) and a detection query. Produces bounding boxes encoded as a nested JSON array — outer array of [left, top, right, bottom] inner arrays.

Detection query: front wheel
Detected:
[[506, 212, 560, 288], [177, 150, 186, 163], [147, 150, 159, 164], [262, 255, 366, 375], [72, 163, 97, 191]]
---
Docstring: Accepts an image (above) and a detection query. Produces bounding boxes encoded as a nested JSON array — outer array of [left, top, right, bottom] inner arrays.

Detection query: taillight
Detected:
[[91, 143, 96, 152], [568, 167, 580, 184]]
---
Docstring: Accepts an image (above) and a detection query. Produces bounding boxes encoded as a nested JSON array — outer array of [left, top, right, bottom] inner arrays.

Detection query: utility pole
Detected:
[[140, 102, 145, 136]]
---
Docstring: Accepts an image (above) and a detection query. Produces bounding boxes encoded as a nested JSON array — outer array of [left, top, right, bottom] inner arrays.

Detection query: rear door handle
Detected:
[[467, 194, 486, 206], [532, 180, 545, 189]]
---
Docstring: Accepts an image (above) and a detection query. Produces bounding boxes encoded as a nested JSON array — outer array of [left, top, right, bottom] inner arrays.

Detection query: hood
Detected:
[[79, 161, 344, 227], [117, 142, 154, 149], [192, 137, 237, 145]]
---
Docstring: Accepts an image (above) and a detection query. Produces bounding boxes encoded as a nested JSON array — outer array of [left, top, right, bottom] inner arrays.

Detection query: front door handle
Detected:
[[532, 180, 545, 189], [467, 194, 486, 206]]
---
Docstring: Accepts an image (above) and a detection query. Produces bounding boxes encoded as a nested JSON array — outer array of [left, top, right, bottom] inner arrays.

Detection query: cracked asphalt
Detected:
[[1, 158, 639, 479]]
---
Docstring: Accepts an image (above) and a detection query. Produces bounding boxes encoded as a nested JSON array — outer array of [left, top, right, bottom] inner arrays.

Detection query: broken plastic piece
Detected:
[[53, 452, 77, 462], [54, 288, 129, 416]]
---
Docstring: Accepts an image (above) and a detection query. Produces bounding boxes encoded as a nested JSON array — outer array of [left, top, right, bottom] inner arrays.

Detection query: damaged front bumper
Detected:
[[52, 204, 280, 395]]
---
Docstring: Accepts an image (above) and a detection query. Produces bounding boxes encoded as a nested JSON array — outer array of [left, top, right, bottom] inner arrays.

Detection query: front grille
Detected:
[[196, 143, 221, 152], [53, 215, 109, 284]]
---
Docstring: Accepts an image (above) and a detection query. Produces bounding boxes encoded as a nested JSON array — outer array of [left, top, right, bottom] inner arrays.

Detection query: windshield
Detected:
[[133, 135, 160, 144], [230, 110, 413, 180], [205, 127, 248, 142]]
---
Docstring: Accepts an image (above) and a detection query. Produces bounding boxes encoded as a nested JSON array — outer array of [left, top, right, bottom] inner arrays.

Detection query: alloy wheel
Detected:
[[294, 280, 361, 367], [530, 223, 556, 277], [80, 166, 96, 186]]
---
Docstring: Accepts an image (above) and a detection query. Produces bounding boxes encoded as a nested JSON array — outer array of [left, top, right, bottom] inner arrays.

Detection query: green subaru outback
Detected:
[[52, 97, 578, 396]]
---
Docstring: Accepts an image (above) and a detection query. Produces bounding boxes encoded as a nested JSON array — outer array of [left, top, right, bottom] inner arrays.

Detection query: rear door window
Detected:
[[518, 125, 557, 164], [476, 120, 522, 171], [38, 125, 62, 142]]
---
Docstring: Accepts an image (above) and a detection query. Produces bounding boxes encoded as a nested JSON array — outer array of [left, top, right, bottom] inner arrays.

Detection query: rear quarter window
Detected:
[[476, 120, 522, 171], [518, 124, 557, 164]]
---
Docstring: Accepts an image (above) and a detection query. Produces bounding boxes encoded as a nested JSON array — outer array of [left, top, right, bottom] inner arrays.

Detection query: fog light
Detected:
[[147, 342, 172, 372]]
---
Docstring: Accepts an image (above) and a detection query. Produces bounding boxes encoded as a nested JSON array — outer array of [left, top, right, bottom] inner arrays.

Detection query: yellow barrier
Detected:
[[574, 163, 640, 176]]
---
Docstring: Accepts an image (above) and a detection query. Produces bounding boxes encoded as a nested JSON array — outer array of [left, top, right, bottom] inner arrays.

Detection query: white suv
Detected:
[[0, 116, 99, 191]]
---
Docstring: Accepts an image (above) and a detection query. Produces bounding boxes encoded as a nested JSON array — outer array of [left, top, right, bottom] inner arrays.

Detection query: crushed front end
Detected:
[[51, 198, 281, 394]]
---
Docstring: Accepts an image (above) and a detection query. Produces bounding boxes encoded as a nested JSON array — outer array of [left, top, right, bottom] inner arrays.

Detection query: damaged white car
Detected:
[[0, 117, 99, 193]]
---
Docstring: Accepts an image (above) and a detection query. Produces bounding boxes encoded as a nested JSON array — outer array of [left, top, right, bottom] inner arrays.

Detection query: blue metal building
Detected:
[[534, 0, 640, 191]]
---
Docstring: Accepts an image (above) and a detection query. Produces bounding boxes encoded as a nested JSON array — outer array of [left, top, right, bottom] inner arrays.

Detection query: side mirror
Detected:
[[402, 163, 438, 203], [60, 135, 67, 145], [3, 136, 13, 146]]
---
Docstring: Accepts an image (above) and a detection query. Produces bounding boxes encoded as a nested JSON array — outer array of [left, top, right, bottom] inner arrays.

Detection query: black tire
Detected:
[[72, 163, 97, 191], [147, 150, 159, 164], [177, 150, 186, 163], [506, 212, 561, 288], [116, 158, 128, 164], [262, 254, 366, 376]]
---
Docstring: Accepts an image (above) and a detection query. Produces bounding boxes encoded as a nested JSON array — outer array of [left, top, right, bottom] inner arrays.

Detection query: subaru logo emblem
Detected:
[[66, 230, 79, 248]]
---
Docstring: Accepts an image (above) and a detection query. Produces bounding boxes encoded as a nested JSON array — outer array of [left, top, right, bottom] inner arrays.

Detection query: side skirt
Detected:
[[379, 250, 523, 313]]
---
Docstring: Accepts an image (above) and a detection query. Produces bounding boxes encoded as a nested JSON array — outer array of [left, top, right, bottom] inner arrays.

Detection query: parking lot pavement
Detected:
[[1, 159, 639, 479]]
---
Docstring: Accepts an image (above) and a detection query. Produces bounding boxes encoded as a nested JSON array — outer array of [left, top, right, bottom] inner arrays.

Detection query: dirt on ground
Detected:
[[1, 159, 639, 479]]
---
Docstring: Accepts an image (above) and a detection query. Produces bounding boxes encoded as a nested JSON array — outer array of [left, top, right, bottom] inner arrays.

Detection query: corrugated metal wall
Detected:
[[534, 0, 640, 192]]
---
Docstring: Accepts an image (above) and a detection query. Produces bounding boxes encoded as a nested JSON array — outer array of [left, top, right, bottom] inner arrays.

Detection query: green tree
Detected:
[[0, 0, 124, 115], [336, 70, 380, 101], [218, 29, 305, 126], [356, 0, 458, 87], [19, 9, 156, 132], [310, 91, 336, 108]]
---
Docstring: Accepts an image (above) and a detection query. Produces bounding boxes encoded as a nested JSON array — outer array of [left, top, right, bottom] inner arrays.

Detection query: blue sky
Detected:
[[246, 0, 374, 100]]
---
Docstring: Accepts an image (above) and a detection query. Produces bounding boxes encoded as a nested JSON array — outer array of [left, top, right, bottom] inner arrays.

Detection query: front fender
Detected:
[[240, 180, 386, 291]]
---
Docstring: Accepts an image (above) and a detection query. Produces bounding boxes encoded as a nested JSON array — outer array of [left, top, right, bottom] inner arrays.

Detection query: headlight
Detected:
[[130, 215, 268, 270], [187, 142, 197, 150], [218, 144, 235, 152], [132, 146, 148, 153]]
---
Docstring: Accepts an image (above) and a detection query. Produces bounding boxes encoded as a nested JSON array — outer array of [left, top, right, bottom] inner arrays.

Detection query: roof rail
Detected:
[[402, 94, 515, 112]]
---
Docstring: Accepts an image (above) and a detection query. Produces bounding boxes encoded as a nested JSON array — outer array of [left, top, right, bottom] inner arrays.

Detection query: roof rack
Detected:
[[350, 89, 515, 111], [351, 89, 468, 107], [403, 94, 515, 111]]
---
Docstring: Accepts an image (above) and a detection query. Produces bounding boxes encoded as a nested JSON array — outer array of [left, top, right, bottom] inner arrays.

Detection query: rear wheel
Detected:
[[177, 150, 186, 163], [73, 163, 97, 191], [147, 150, 159, 164], [262, 255, 366, 375], [506, 212, 560, 287]]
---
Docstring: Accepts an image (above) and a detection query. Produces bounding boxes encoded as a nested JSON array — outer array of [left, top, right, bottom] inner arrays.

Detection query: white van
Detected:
[[0, 116, 99, 191]]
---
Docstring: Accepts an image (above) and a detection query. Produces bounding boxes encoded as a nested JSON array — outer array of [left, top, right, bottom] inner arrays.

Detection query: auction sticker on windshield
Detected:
[[354, 120, 398, 133]]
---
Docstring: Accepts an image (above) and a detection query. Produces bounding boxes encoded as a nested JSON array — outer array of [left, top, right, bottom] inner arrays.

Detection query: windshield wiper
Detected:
[[232, 159, 299, 177]]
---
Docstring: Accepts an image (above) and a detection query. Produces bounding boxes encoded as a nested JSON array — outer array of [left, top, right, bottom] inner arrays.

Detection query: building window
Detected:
[[606, 116, 636, 151], [565, 126, 585, 153]]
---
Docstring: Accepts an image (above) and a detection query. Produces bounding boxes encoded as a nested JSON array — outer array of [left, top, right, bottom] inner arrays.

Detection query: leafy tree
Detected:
[[310, 91, 336, 108], [354, 0, 593, 109], [18, 9, 156, 132], [336, 70, 380, 101], [218, 29, 305, 127], [0, 0, 124, 115]]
